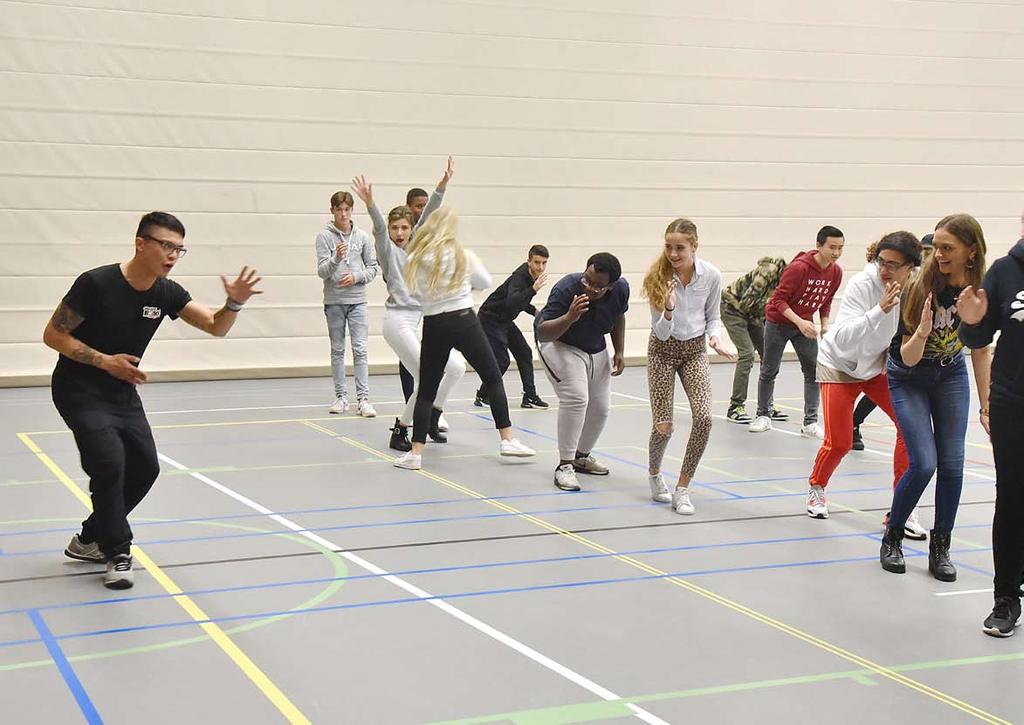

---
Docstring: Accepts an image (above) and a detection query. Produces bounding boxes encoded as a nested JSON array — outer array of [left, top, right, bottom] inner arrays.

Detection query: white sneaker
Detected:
[[437, 414, 450, 432], [357, 399, 377, 418], [806, 485, 829, 518], [648, 473, 671, 503], [749, 416, 772, 433], [801, 422, 823, 439], [905, 509, 928, 540], [500, 438, 536, 457], [554, 464, 580, 491], [104, 554, 134, 589], [328, 396, 348, 414], [672, 487, 695, 515], [393, 451, 422, 470]]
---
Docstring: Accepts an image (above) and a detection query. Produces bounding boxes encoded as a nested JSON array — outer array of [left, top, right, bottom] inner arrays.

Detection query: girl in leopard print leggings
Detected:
[[642, 219, 736, 515]]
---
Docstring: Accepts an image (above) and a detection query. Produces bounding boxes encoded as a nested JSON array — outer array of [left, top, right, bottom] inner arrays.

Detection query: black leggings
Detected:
[[414, 308, 510, 443], [399, 363, 415, 402]]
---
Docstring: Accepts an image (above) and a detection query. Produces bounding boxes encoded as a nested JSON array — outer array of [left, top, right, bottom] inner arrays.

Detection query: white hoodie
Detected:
[[817, 263, 900, 381]]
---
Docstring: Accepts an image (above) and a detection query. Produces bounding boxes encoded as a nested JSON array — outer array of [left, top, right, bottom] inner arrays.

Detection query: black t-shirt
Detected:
[[889, 285, 964, 366], [53, 264, 192, 390], [536, 273, 630, 353]]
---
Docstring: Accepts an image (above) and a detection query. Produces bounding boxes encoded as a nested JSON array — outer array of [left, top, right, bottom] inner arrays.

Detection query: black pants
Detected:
[[990, 403, 1024, 600], [414, 308, 511, 443], [51, 376, 160, 558], [399, 363, 415, 402], [477, 316, 537, 397], [853, 395, 878, 427]]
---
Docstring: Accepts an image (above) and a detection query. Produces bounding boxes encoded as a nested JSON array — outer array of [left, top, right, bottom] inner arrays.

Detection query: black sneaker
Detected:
[[726, 407, 752, 424], [388, 418, 412, 452], [104, 554, 134, 590], [851, 426, 865, 451], [880, 526, 905, 574], [428, 408, 447, 443], [983, 597, 1022, 638], [522, 393, 549, 409], [474, 388, 489, 407], [768, 407, 789, 422]]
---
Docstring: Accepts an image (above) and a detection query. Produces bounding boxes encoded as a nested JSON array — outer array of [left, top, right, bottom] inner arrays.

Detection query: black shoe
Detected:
[[726, 406, 752, 424], [428, 408, 447, 443], [768, 407, 789, 422], [522, 392, 549, 409], [880, 526, 906, 574], [851, 426, 865, 451], [929, 529, 957, 582], [388, 418, 412, 452], [474, 387, 489, 407], [983, 597, 1022, 637]]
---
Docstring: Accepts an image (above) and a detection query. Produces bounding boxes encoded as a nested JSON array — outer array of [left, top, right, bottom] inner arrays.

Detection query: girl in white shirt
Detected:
[[642, 218, 735, 515]]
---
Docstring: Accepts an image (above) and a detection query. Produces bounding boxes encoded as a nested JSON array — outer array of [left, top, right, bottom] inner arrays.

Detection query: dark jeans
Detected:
[[414, 308, 511, 443], [721, 306, 764, 410], [756, 321, 819, 424], [51, 375, 160, 558], [990, 403, 1024, 599], [399, 363, 415, 402], [886, 355, 970, 532], [477, 316, 536, 397]]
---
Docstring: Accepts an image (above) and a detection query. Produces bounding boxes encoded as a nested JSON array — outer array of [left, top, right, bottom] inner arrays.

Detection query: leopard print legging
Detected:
[[647, 333, 713, 479]]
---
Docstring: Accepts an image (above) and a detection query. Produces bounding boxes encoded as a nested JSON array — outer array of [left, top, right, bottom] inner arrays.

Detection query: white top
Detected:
[[817, 262, 900, 380], [412, 248, 492, 316], [651, 258, 724, 342]]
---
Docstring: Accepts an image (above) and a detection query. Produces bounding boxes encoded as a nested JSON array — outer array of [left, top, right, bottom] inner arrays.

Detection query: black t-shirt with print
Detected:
[[889, 285, 964, 366], [53, 264, 192, 391]]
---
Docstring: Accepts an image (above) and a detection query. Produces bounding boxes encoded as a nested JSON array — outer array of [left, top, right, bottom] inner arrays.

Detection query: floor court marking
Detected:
[[155, 446, 669, 725], [15, 433, 311, 725], [305, 422, 1010, 724], [29, 608, 102, 724]]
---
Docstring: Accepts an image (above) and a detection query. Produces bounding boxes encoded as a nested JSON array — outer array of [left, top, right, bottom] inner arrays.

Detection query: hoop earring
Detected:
[[966, 259, 976, 270]]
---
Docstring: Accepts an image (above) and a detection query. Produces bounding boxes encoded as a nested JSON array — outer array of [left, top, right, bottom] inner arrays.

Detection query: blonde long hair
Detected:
[[901, 213, 987, 330], [642, 218, 698, 310], [404, 206, 467, 295]]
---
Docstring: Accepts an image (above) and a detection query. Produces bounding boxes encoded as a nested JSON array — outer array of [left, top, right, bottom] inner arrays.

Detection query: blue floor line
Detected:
[[28, 609, 102, 724]]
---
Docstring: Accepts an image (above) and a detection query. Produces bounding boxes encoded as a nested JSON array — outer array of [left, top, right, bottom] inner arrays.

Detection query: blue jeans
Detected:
[[886, 355, 970, 532], [325, 303, 369, 400]]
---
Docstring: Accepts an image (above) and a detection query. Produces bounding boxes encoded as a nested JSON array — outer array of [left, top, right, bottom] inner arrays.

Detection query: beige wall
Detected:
[[2, 0, 1022, 384]]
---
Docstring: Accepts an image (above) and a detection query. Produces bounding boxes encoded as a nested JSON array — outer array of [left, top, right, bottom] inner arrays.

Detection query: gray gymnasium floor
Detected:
[[0, 362, 1017, 724]]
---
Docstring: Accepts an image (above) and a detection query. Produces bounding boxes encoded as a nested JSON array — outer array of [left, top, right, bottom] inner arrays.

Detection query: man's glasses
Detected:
[[875, 258, 908, 273], [142, 235, 188, 257], [580, 276, 612, 294]]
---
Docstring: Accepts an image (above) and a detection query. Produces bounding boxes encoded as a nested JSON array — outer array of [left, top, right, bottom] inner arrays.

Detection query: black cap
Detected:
[[921, 233, 935, 248]]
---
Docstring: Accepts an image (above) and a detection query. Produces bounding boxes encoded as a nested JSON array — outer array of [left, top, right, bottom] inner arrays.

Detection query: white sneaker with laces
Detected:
[[104, 554, 134, 589], [357, 399, 377, 418], [437, 414, 450, 432], [904, 508, 928, 540], [328, 396, 348, 414], [648, 473, 671, 503], [749, 416, 772, 433], [393, 451, 422, 470], [806, 485, 829, 518], [500, 438, 536, 457], [801, 422, 823, 439], [554, 464, 580, 491], [672, 487, 695, 515]]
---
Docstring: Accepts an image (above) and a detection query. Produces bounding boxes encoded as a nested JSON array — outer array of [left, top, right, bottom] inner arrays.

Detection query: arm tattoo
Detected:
[[70, 343, 104, 368], [51, 302, 84, 333]]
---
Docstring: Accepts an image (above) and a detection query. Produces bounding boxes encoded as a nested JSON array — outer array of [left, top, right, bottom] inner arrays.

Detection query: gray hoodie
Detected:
[[370, 188, 444, 311], [315, 222, 378, 305]]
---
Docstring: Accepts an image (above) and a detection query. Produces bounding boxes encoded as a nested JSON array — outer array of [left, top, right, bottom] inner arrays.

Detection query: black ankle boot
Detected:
[[880, 526, 906, 574], [851, 426, 864, 451], [388, 418, 411, 452], [929, 529, 957, 582], [428, 408, 447, 443]]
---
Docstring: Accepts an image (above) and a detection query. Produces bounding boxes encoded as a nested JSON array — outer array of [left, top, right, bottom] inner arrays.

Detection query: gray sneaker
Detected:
[[64, 534, 105, 563], [104, 554, 134, 589], [554, 464, 581, 491], [573, 454, 609, 476]]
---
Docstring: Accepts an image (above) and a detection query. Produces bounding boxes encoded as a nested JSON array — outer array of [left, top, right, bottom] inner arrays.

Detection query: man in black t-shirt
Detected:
[[474, 244, 550, 409], [43, 211, 262, 589]]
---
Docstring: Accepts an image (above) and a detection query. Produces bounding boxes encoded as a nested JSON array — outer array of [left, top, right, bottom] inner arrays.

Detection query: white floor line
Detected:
[[157, 451, 668, 725], [934, 588, 993, 598]]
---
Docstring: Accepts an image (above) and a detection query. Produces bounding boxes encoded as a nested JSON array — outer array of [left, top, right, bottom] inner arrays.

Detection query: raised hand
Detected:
[[351, 175, 373, 205], [664, 278, 677, 311], [532, 271, 549, 292], [100, 353, 147, 385], [709, 336, 737, 361], [438, 156, 455, 189], [880, 281, 901, 313], [915, 292, 934, 339], [335, 240, 348, 261], [566, 293, 590, 323], [221, 266, 263, 304], [957, 286, 988, 325]]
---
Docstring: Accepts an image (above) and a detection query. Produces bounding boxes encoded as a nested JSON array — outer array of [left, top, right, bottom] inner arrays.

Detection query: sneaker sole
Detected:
[[573, 467, 609, 476], [64, 549, 105, 563], [726, 418, 751, 425], [360, 412, 377, 418], [652, 494, 672, 503], [500, 450, 536, 457], [554, 483, 581, 491], [674, 507, 696, 515], [393, 461, 422, 470], [903, 528, 928, 541], [982, 617, 1020, 638], [807, 510, 829, 519], [104, 578, 134, 590]]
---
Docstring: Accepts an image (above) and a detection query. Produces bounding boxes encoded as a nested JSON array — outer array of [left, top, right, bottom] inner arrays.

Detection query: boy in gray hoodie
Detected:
[[316, 190, 379, 416]]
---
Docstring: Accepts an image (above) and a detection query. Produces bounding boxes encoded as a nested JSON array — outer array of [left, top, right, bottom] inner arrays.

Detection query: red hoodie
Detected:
[[765, 250, 842, 326]]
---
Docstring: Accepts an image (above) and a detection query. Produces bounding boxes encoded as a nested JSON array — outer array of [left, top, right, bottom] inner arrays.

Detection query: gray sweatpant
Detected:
[[538, 340, 612, 461]]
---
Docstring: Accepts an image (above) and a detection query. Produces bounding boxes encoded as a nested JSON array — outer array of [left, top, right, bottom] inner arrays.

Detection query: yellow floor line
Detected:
[[15, 433, 310, 725], [302, 422, 1009, 725]]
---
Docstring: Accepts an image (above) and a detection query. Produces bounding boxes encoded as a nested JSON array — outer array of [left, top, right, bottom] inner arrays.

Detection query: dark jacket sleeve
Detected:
[[503, 273, 538, 317]]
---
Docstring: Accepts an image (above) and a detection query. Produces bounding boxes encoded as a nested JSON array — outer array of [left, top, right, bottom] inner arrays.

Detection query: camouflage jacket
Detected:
[[721, 256, 788, 319]]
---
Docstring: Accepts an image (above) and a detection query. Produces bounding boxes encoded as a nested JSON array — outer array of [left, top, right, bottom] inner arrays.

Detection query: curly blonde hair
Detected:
[[642, 218, 698, 310], [404, 206, 467, 295]]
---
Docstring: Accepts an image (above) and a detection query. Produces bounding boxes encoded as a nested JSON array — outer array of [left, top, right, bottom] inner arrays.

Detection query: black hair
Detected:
[[136, 211, 185, 239], [405, 187, 428, 204], [873, 231, 922, 267], [816, 225, 844, 246], [586, 252, 621, 283], [528, 244, 550, 258]]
